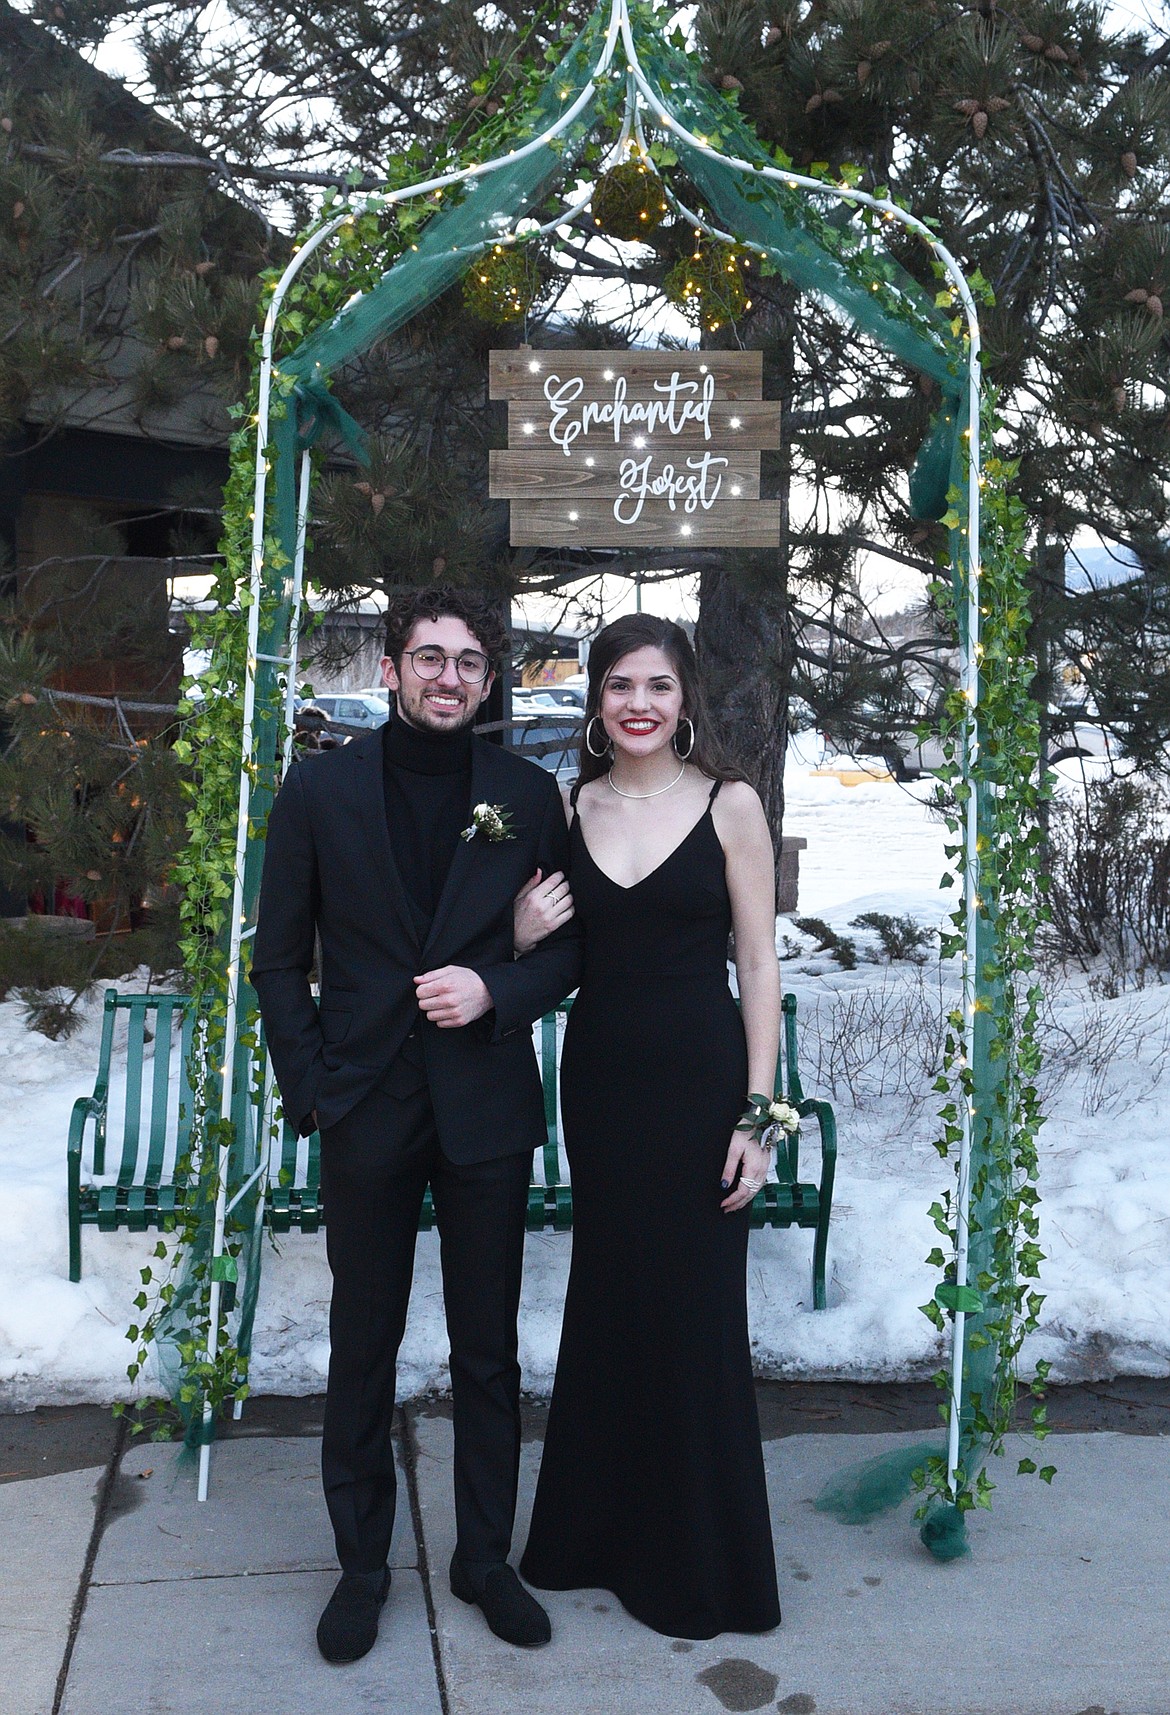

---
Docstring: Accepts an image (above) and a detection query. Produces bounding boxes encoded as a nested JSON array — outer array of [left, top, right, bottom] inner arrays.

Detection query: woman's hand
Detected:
[[719, 1131, 771, 1214], [513, 868, 575, 956]]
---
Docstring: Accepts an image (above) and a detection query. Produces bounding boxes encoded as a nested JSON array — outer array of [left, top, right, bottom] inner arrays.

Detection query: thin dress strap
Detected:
[[707, 777, 723, 807], [568, 777, 585, 823]]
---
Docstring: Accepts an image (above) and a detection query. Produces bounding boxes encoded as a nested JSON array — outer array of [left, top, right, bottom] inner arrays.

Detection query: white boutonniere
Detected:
[[461, 801, 516, 843]]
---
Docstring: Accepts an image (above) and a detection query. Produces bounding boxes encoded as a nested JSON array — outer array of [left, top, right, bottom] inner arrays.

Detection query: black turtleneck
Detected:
[[382, 709, 473, 927]]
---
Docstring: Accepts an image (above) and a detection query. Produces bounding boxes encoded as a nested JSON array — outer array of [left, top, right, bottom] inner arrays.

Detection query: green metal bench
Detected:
[[68, 989, 836, 1304]]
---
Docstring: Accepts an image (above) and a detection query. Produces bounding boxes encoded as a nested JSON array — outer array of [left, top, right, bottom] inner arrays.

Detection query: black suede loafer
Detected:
[[316, 1565, 391, 1664], [449, 1554, 552, 1647]]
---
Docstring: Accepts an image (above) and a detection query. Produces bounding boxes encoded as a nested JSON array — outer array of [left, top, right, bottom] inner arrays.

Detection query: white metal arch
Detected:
[[200, 0, 984, 1509]]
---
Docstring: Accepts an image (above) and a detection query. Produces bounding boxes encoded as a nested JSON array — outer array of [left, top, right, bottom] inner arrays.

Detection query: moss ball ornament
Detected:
[[462, 244, 543, 325], [591, 158, 670, 242], [663, 242, 753, 332]]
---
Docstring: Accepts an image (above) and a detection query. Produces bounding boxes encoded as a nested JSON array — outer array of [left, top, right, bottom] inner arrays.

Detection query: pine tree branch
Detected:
[[16, 138, 394, 192], [40, 688, 179, 715]]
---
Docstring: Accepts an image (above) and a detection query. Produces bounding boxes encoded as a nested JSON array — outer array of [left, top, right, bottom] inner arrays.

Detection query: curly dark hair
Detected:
[[383, 587, 510, 667]]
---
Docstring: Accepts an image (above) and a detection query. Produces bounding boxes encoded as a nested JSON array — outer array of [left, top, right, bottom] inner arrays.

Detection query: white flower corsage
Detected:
[[737, 1091, 801, 1152], [767, 1098, 801, 1135], [461, 801, 516, 843]]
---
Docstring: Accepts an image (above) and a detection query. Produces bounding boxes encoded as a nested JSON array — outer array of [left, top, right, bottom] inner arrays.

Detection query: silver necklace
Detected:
[[607, 763, 686, 800]]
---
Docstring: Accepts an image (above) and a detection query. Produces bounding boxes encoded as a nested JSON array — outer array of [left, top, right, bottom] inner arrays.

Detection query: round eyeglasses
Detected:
[[405, 646, 491, 684]]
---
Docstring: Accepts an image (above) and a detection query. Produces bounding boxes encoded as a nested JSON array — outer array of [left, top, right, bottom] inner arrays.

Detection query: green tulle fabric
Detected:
[[813, 1444, 973, 1560], [814, 1442, 944, 1525]]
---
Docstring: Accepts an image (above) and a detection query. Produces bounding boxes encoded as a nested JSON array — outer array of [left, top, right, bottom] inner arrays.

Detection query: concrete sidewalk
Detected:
[[2, 1384, 1167, 1715]]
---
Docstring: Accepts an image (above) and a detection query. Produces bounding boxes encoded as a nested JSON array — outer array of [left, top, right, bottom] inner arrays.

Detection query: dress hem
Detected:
[[519, 1562, 781, 1642]]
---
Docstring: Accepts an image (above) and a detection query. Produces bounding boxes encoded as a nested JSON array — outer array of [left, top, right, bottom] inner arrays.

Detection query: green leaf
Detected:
[[934, 1283, 985, 1314]]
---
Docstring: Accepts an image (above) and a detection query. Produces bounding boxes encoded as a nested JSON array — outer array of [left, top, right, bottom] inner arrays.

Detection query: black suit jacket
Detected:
[[250, 727, 582, 1162]]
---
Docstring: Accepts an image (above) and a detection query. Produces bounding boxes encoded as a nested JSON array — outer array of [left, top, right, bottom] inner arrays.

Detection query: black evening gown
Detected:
[[520, 780, 781, 1640]]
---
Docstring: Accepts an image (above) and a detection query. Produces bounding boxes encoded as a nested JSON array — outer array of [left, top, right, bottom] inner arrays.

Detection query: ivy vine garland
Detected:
[[916, 389, 1051, 1521], [664, 240, 752, 330]]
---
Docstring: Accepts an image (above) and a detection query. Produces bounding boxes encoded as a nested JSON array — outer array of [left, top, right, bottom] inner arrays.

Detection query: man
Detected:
[[252, 588, 580, 1664]]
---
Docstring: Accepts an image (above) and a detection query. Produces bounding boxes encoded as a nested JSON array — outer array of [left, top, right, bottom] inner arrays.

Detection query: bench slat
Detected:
[[175, 1006, 196, 1174], [144, 998, 176, 1187], [117, 1000, 150, 1186]]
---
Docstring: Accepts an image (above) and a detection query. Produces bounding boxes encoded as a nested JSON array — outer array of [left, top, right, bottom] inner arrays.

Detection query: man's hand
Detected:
[[414, 965, 494, 1029]]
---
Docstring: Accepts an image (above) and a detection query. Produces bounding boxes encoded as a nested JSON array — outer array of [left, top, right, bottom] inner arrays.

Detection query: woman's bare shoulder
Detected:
[[711, 778, 764, 821], [710, 779, 772, 855]]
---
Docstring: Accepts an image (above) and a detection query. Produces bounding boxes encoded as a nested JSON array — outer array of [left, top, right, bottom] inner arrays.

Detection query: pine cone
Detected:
[[857, 60, 871, 86], [805, 91, 823, 113], [764, 24, 785, 45], [872, 40, 892, 56], [1145, 295, 1163, 319], [432, 556, 447, 576], [1044, 43, 1069, 61], [1, 118, 12, 134], [1111, 386, 1127, 411], [953, 99, 980, 116], [193, 260, 215, 276], [1124, 287, 1149, 303], [354, 482, 387, 515], [972, 110, 989, 138], [203, 335, 219, 359], [1020, 33, 1045, 51], [1121, 151, 1138, 177], [721, 74, 744, 91], [165, 335, 186, 351]]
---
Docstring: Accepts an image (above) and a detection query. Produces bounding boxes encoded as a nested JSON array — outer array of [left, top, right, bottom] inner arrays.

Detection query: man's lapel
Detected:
[[421, 737, 512, 964], [351, 728, 422, 955]]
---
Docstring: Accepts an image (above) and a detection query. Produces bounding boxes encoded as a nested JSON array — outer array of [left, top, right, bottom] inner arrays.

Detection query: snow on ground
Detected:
[[2, 753, 1168, 1409]]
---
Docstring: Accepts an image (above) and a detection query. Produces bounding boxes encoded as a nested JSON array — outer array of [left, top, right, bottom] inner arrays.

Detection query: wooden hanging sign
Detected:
[[488, 348, 780, 548]]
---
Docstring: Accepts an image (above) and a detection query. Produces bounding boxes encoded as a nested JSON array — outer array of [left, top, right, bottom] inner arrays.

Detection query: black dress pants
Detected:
[[319, 1076, 531, 1575]]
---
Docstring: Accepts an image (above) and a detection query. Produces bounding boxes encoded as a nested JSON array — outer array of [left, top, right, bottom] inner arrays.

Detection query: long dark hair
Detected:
[[576, 614, 744, 788]]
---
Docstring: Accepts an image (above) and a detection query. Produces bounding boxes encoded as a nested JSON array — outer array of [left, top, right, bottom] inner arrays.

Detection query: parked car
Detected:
[[531, 685, 586, 711], [308, 693, 390, 732], [514, 689, 583, 717], [511, 712, 582, 781]]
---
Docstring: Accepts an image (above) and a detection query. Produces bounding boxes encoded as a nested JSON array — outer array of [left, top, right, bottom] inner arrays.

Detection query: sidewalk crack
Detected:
[[401, 1406, 451, 1715], [51, 1412, 127, 1715]]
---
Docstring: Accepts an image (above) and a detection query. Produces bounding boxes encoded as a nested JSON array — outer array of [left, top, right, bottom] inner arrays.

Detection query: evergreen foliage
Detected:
[[1, 3, 279, 1012]]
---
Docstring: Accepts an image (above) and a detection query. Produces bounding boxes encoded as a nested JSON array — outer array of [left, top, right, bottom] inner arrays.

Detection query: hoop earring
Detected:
[[586, 715, 612, 758], [673, 717, 695, 760]]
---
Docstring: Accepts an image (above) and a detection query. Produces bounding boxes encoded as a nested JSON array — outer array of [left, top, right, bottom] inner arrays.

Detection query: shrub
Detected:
[[849, 910, 936, 963], [792, 915, 858, 970], [1043, 776, 1170, 989]]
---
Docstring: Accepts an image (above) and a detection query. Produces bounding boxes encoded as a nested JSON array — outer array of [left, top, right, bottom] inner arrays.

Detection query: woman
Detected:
[[515, 614, 782, 1640]]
